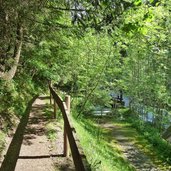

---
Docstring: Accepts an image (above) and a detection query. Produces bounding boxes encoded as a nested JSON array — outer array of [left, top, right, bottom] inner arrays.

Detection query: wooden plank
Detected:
[[49, 81, 52, 105], [53, 101, 57, 119], [64, 95, 70, 157]]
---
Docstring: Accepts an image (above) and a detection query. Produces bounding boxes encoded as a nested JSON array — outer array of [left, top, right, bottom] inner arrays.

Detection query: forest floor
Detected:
[[99, 117, 171, 171], [0, 96, 75, 171]]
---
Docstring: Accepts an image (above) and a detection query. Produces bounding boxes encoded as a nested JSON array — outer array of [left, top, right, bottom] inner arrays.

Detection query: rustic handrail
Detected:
[[49, 86, 86, 171]]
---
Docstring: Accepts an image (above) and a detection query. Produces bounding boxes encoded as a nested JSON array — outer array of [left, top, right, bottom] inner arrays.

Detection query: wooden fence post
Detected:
[[50, 92, 52, 105], [49, 81, 52, 105], [54, 101, 57, 119], [65, 95, 70, 114], [64, 95, 70, 157], [49, 87, 86, 170]]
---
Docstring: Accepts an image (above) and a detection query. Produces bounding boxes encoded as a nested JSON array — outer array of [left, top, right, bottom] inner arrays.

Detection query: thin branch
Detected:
[[0, 23, 23, 80], [44, 6, 92, 12]]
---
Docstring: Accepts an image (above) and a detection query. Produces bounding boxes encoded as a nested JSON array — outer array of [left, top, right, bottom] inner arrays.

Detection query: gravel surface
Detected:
[[101, 123, 170, 171]]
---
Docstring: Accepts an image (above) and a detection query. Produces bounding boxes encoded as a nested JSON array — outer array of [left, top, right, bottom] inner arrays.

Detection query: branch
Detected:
[[44, 6, 92, 12]]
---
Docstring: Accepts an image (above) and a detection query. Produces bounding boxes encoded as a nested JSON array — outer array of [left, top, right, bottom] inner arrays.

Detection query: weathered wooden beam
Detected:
[[53, 101, 57, 119], [64, 95, 70, 157]]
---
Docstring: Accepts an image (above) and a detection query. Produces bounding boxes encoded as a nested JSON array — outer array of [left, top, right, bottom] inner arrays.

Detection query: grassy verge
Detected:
[[71, 114, 135, 171]]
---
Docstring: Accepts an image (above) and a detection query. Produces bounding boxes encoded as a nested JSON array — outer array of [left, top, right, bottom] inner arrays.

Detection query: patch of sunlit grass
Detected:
[[72, 115, 135, 171]]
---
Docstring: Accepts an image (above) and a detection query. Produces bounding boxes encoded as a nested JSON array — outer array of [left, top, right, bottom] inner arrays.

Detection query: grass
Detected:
[[45, 122, 57, 140], [71, 114, 135, 171], [43, 103, 63, 141]]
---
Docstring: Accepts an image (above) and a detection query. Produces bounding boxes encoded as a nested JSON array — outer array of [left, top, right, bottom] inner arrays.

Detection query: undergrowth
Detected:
[[0, 78, 47, 157]]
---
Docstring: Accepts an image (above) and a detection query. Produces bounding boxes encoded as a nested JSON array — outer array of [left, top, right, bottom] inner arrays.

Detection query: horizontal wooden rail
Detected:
[[49, 86, 86, 171]]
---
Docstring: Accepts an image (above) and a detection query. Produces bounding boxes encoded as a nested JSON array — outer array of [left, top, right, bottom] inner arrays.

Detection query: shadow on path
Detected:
[[38, 96, 50, 100], [18, 154, 64, 159], [0, 96, 38, 171]]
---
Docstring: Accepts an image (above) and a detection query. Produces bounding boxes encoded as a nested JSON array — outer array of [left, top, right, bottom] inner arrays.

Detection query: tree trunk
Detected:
[[162, 125, 171, 140], [0, 23, 23, 81]]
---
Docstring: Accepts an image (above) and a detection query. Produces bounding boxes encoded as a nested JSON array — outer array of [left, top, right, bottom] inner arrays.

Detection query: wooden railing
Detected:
[[49, 86, 86, 171]]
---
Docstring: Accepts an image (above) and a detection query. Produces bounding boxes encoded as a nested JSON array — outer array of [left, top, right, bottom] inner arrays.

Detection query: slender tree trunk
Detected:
[[162, 125, 171, 140], [0, 23, 23, 80]]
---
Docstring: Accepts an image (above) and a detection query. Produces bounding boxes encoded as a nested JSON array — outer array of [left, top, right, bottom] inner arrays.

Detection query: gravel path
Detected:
[[114, 135, 159, 171], [15, 97, 55, 171], [101, 122, 170, 171]]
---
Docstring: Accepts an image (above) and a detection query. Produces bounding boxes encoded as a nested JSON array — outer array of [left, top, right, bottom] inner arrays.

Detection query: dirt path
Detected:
[[15, 97, 55, 171], [101, 122, 170, 171], [0, 96, 75, 171]]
